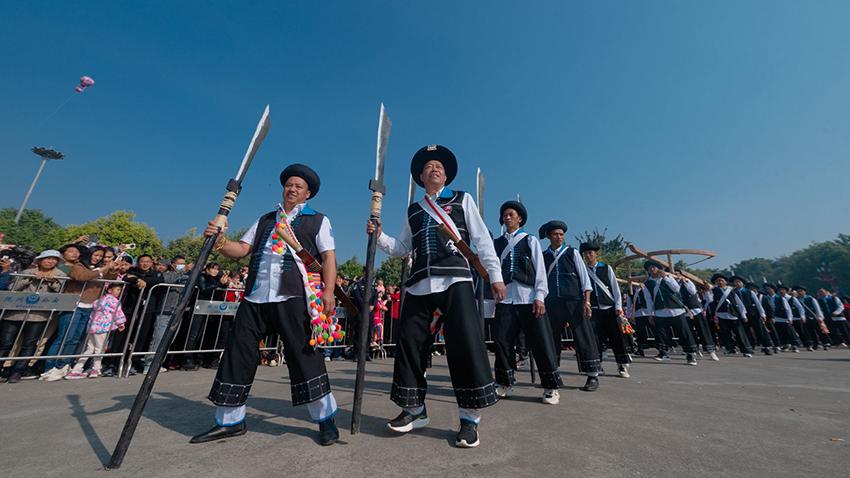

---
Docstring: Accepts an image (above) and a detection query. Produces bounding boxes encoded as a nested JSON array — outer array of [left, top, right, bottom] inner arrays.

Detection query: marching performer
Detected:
[[194, 164, 341, 446], [818, 289, 849, 347], [788, 289, 813, 351], [705, 275, 753, 357], [732, 276, 774, 355], [795, 286, 830, 350], [679, 276, 719, 361], [644, 260, 699, 365], [630, 280, 655, 357], [772, 285, 802, 352], [491, 201, 562, 404], [760, 284, 783, 353], [580, 242, 632, 378], [370, 144, 505, 448], [539, 220, 600, 391]]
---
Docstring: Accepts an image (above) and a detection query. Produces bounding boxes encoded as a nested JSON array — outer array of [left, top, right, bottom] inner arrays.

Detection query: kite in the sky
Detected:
[[75, 76, 95, 93]]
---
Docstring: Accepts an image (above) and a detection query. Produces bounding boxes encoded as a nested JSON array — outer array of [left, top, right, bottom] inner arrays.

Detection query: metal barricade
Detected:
[[0, 273, 142, 377]]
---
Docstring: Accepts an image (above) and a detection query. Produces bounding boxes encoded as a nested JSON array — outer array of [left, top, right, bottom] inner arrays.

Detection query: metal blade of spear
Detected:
[[351, 103, 392, 434], [106, 106, 270, 470]]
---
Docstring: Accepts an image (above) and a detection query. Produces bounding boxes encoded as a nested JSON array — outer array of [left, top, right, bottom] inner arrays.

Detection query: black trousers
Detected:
[[791, 320, 811, 347], [690, 312, 717, 352], [0, 321, 47, 373], [591, 308, 631, 365], [634, 315, 653, 352], [208, 299, 330, 407], [803, 319, 830, 349], [652, 314, 698, 354], [826, 319, 850, 346], [390, 281, 497, 409], [718, 319, 753, 354], [745, 317, 774, 349], [774, 322, 802, 347], [492, 303, 562, 389], [765, 319, 781, 348], [546, 298, 600, 374]]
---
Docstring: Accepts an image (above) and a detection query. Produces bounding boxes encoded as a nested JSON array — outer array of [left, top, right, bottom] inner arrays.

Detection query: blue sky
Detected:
[[3, 1, 849, 267]]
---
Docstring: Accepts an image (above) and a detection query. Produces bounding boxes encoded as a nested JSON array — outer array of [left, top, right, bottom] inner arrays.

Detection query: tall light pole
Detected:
[[14, 147, 64, 224]]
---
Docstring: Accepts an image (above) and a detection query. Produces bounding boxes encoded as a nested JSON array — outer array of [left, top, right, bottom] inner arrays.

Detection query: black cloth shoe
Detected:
[[762, 347, 773, 356], [189, 421, 247, 444], [7, 372, 22, 384], [455, 421, 480, 448], [686, 353, 698, 365], [581, 376, 599, 392], [387, 407, 430, 433], [318, 418, 339, 446]]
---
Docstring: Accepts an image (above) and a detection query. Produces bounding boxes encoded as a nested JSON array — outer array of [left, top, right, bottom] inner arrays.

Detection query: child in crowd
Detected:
[[65, 282, 127, 379]]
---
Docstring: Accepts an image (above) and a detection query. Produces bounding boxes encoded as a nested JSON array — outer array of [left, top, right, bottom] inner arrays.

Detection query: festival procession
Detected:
[[2, 3, 849, 477]]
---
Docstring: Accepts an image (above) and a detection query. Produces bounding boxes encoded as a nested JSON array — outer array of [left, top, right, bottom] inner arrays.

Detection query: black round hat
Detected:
[[729, 275, 746, 284], [579, 242, 601, 254], [410, 145, 457, 188], [711, 273, 728, 284], [745, 282, 759, 290], [538, 220, 568, 239], [643, 259, 665, 271], [499, 200, 527, 227], [763, 283, 776, 290], [280, 164, 321, 199]]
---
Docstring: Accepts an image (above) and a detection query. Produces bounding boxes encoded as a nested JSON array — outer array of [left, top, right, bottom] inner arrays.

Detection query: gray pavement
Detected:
[[1, 349, 848, 477]]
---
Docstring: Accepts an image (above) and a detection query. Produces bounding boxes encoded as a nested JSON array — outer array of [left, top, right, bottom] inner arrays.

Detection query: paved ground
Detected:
[[1, 349, 848, 478]]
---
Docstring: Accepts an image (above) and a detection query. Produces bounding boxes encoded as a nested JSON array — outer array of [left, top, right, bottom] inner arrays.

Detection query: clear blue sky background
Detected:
[[3, 1, 849, 267]]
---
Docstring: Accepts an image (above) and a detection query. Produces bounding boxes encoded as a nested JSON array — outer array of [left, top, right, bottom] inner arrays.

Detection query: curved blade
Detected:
[[374, 103, 392, 182], [235, 105, 271, 183]]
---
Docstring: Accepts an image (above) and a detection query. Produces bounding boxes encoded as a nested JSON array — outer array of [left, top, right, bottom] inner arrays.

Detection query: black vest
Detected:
[[739, 288, 760, 318], [773, 296, 789, 319], [708, 287, 741, 318], [645, 278, 685, 310], [494, 234, 535, 286], [801, 296, 818, 319], [679, 282, 702, 309], [588, 262, 615, 308], [543, 246, 581, 300], [406, 189, 472, 287], [634, 287, 650, 311], [788, 298, 802, 318], [243, 207, 325, 298], [821, 296, 841, 317], [761, 294, 775, 319]]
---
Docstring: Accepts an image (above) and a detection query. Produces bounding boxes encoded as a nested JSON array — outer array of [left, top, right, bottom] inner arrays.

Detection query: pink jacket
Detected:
[[88, 294, 127, 334]]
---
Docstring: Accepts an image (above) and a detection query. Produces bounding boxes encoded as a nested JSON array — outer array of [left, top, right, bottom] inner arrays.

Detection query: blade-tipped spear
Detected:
[[106, 106, 270, 470], [351, 103, 392, 434]]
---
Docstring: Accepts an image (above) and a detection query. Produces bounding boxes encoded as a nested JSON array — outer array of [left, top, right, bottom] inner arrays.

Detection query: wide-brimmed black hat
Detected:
[[777, 284, 789, 291], [410, 144, 457, 188], [711, 273, 728, 284], [538, 220, 568, 239], [792, 285, 807, 292], [499, 200, 527, 227], [745, 282, 759, 290], [579, 242, 600, 254], [729, 275, 746, 283], [763, 283, 776, 290], [643, 259, 665, 271], [280, 163, 321, 198]]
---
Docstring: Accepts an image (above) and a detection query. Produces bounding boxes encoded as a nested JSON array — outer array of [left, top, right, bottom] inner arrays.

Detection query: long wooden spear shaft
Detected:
[[351, 103, 392, 434], [106, 106, 270, 470]]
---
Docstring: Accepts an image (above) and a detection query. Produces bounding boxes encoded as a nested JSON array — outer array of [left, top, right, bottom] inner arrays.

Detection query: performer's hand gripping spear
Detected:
[[107, 106, 270, 470], [351, 103, 392, 434]]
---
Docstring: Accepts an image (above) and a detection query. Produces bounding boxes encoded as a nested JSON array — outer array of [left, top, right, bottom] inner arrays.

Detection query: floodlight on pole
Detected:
[[14, 147, 65, 224]]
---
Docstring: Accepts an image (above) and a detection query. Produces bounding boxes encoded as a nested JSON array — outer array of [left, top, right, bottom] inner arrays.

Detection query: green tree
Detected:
[[338, 256, 364, 279], [376, 256, 403, 286], [0, 208, 66, 251], [64, 210, 164, 258], [575, 227, 629, 268], [164, 227, 249, 272]]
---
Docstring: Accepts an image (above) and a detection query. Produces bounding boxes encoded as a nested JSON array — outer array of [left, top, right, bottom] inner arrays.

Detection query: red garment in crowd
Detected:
[[390, 291, 400, 320]]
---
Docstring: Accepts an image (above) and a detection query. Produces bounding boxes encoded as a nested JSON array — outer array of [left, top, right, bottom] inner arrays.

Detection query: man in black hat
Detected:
[[538, 220, 600, 391], [580, 242, 632, 378], [788, 288, 813, 351], [728, 276, 771, 355], [644, 260, 699, 365], [772, 285, 802, 352], [194, 163, 341, 446], [737, 280, 775, 355], [705, 274, 753, 357], [794, 285, 830, 350], [369, 145, 505, 448], [677, 276, 719, 361], [759, 283, 782, 353], [490, 201, 561, 404]]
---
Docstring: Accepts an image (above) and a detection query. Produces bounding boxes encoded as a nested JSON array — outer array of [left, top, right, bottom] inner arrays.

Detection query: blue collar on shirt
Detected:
[[439, 187, 454, 199], [278, 202, 316, 216], [546, 244, 566, 255], [505, 228, 525, 238]]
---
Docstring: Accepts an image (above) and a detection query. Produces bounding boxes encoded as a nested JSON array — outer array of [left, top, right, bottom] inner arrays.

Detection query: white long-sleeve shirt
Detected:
[[585, 261, 622, 311], [634, 284, 654, 317], [377, 187, 503, 296], [647, 276, 687, 317], [500, 230, 548, 304], [682, 279, 702, 315]]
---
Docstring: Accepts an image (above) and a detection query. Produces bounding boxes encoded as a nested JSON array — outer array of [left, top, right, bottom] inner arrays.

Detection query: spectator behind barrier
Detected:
[[0, 250, 68, 383]]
